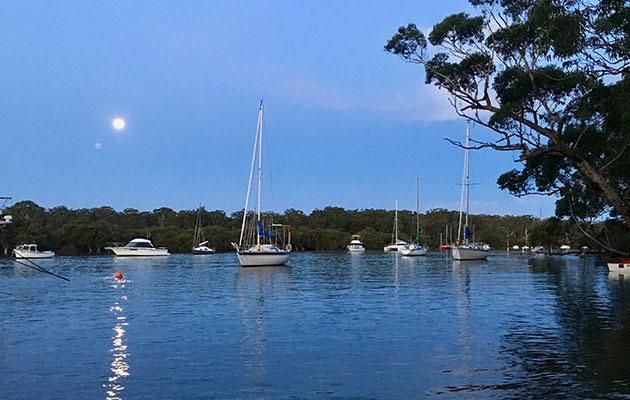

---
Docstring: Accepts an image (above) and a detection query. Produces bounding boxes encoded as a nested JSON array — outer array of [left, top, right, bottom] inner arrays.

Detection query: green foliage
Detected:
[[386, 0, 630, 244], [0, 200, 611, 255]]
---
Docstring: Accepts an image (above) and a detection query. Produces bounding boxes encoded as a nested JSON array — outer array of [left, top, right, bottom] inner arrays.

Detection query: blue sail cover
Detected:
[[465, 226, 471, 240], [257, 221, 275, 239]]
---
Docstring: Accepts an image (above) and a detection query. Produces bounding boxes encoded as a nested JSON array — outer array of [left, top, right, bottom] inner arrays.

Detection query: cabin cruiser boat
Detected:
[[105, 238, 169, 256], [13, 244, 55, 259], [347, 235, 365, 252]]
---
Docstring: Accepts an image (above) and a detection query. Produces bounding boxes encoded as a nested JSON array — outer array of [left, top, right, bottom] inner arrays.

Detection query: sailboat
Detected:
[[192, 206, 215, 255], [0, 196, 12, 228], [232, 101, 291, 267], [384, 200, 407, 252], [451, 121, 488, 261], [520, 226, 530, 254], [401, 177, 428, 256]]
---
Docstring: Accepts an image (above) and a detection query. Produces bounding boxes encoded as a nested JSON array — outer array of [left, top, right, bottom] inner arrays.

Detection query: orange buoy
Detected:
[[115, 271, 123, 280]]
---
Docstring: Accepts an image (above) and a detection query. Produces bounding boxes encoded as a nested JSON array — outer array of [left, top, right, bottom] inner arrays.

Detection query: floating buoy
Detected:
[[115, 271, 123, 280]]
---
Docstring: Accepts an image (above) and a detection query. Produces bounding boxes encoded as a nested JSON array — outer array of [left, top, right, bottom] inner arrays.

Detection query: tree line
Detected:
[[0, 200, 626, 256]]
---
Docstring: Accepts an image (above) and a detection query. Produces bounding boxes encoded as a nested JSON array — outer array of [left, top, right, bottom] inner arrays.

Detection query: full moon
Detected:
[[112, 117, 126, 131]]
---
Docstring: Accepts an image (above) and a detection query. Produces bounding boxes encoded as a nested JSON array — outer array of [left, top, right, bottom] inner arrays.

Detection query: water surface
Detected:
[[1, 252, 629, 399]]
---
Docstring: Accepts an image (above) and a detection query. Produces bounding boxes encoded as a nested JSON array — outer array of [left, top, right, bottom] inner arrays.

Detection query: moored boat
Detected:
[[13, 244, 55, 259], [347, 235, 365, 252], [384, 200, 407, 252], [607, 260, 630, 272], [451, 121, 488, 261], [192, 207, 215, 254], [232, 101, 291, 267], [105, 238, 169, 257], [0, 196, 12, 228], [401, 177, 428, 257]]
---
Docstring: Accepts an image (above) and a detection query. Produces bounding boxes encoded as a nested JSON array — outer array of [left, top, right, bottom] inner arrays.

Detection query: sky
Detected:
[[0, 1, 556, 217]]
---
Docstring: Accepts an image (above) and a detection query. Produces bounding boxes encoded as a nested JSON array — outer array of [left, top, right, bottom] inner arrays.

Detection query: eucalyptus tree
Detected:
[[385, 0, 629, 251]]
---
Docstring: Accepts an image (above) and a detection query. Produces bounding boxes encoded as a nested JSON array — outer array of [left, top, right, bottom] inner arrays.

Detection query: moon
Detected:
[[112, 117, 126, 131]]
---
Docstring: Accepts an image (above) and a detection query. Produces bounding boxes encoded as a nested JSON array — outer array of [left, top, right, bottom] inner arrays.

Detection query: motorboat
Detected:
[[607, 260, 630, 272], [232, 101, 291, 267], [511, 245, 520, 251], [13, 244, 55, 259], [401, 177, 428, 257], [384, 200, 407, 252], [105, 238, 169, 256], [192, 207, 215, 254], [451, 122, 488, 261], [347, 235, 365, 252]]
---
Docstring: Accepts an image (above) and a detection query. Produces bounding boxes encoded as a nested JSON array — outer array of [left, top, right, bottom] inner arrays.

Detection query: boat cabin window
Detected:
[[129, 242, 154, 248]]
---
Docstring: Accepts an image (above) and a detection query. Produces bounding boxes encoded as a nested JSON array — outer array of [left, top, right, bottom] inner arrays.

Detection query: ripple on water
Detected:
[[0, 252, 629, 399]]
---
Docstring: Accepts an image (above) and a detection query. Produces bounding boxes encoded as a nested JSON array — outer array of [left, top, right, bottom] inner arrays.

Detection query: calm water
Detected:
[[1, 252, 630, 399]]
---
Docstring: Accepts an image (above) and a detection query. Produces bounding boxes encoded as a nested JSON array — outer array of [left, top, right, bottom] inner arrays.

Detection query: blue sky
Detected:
[[0, 1, 555, 216]]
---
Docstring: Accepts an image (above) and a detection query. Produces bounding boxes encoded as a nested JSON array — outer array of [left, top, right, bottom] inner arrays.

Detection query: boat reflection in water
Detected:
[[104, 276, 130, 400], [236, 266, 290, 392]]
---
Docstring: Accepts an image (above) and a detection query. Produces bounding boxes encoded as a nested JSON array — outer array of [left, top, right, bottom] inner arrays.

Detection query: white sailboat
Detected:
[[401, 177, 427, 256], [232, 101, 291, 267], [0, 196, 12, 228], [521, 226, 530, 253], [192, 207, 215, 254], [384, 200, 407, 252], [451, 121, 488, 261]]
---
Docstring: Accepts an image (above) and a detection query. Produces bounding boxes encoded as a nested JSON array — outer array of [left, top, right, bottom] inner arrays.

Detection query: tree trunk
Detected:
[[574, 158, 630, 229]]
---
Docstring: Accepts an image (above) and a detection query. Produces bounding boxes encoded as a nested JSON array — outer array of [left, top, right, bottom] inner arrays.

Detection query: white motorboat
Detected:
[[0, 196, 12, 228], [511, 245, 520, 250], [347, 235, 365, 252], [401, 177, 428, 257], [192, 207, 215, 254], [13, 244, 55, 259], [384, 200, 407, 252], [607, 260, 630, 272], [451, 122, 488, 261], [232, 101, 291, 267], [105, 238, 169, 257]]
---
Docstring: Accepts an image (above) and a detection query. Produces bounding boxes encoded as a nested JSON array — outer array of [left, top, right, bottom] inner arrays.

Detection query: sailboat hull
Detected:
[[452, 247, 488, 261], [401, 246, 428, 256], [237, 252, 289, 267]]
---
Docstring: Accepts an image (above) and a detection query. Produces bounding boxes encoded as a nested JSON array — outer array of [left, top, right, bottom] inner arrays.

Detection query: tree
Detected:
[[385, 0, 630, 251]]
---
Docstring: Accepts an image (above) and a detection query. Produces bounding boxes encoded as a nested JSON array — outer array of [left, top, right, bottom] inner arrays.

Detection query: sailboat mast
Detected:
[[416, 177, 420, 240], [238, 102, 262, 247], [457, 123, 469, 243], [256, 101, 264, 246], [395, 200, 399, 243], [464, 121, 470, 244]]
